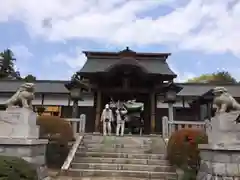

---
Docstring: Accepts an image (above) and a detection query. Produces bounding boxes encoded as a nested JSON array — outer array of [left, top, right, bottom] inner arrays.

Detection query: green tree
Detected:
[[24, 74, 37, 82], [187, 71, 237, 84], [0, 49, 21, 79]]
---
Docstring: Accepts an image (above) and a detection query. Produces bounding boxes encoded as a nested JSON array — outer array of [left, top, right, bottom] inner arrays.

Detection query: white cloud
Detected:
[[50, 47, 86, 69], [0, 0, 240, 57], [10, 44, 33, 60], [169, 63, 196, 82]]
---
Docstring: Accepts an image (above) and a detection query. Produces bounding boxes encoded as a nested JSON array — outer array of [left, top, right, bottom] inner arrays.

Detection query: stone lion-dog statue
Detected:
[[213, 86, 240, 114], [5, 82, 35, 109]]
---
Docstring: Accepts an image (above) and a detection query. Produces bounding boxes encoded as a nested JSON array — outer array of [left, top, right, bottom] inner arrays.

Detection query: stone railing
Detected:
[[162, 116, 206, 140], [61, 135, 83, 172], [66, 117, 86, 138]]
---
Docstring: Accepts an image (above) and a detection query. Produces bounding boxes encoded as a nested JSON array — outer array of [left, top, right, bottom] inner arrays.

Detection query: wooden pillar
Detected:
[[41, 94, 45, 105], [150, 92, 156, 133], [95, 90, 102, 132]]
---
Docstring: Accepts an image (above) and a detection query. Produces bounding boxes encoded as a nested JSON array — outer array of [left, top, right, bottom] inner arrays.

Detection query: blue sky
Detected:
[[0, 0, 240, 81]]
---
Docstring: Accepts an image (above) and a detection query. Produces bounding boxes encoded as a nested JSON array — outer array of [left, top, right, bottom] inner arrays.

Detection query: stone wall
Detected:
[[0, 139, 48, 180], [197, 145, 240, 179]]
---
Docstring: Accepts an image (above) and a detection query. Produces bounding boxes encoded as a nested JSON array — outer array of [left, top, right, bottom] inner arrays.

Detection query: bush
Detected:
[[45, 142, 70, 169], [37, 116, 74, 168], [167, 128, 208, 179], [0, 156, 38, 180], [37, 115, 74, 143]]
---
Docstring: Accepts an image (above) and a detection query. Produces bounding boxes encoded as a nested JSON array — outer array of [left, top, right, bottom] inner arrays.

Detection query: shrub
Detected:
[[45, 142, 69, 169], [167, 128, 208, 179], [37, 115, 74, 143], [0, 156, 38, 180], [37, 116, 74, 168]]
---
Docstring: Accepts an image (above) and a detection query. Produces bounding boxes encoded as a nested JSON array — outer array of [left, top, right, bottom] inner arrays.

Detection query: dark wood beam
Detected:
[[98, 87, 150, 93]]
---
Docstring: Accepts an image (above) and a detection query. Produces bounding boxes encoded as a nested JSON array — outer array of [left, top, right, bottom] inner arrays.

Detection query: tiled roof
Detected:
[[177, 83, 240, 97], [0, 80, 69, 93], [79, 58, 176, 76], [1, 80, 240, 97]]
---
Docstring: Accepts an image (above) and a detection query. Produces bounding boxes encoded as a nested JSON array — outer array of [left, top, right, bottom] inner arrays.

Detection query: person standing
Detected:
[[116, 106, 128, 136], [101, 104, 113, 136]]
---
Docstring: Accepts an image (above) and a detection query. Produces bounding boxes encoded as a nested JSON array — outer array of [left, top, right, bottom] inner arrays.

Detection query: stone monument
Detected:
[[0, 83, 49, 180], [197, 87, 240, 179]]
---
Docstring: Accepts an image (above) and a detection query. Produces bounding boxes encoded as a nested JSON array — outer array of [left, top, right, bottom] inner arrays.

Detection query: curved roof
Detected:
[[80, 48, 176, 77], [80, 57, 176, 76], [1, 80, 240, 97]]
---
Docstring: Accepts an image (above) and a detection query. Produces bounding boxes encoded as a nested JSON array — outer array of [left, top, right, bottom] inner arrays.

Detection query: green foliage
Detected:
[[45, 142, 69, 168], [36, 116, 74, 168], [23, 74, 37, 82], [167, 128, 208, 179], [187, 71, 237, 83], [0, 49, 21, 79], [0, 49, 36, 80], [181, 169, 196, 180], [0, 156, 38, 180]]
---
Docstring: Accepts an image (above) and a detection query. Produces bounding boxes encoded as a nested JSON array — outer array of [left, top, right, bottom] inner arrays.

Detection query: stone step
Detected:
[[65, 169, 177, 179], [55, 176, 176, 180], [55, 177, 175, 180], [73, 157, 169, 165], [82, 136, 163, 146], [71, 162, 175, 172], [78, 147, 156, 154], [82, 143, 152, 149], [75, 152, 165, 160]]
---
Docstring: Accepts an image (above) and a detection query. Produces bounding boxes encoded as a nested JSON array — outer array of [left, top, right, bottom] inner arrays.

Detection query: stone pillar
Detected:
[[0, 107, 48, 179], [150, 92, 156, 133], [72, 100, 78, 118], [95, 90, 102, 132], [168, 103, 174, 134]]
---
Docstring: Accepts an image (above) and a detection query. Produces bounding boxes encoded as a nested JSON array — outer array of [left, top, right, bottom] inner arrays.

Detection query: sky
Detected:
[[0, 0, 240, 82]]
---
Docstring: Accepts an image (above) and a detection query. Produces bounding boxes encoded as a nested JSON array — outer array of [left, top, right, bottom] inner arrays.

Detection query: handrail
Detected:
[[61, 135, 83, 171]]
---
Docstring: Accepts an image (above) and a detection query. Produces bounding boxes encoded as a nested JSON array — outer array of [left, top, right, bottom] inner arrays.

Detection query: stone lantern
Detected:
[[65, 79, 89, 118], [163, 82, 182, 122]]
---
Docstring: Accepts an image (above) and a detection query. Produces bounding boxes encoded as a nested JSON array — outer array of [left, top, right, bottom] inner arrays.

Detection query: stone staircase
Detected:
[[64, 134, 177, 179]]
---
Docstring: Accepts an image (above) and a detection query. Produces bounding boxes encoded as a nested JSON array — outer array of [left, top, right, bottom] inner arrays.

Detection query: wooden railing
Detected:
[[162, 116, 206, 140], [66, 116, 86, 138]]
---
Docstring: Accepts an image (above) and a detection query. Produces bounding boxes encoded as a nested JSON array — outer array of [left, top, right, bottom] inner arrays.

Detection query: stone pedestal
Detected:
[[197, 144, 240, 179], [0, 107, 48, 180], [198, 111, 240, 179], [207, 111, 240, 145], [0, 107, 39, 138]]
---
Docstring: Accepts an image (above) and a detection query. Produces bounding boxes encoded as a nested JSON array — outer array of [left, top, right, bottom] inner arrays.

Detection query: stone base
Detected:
[[0, 107, 39, 138], [197, 144, 240, 180], [207, 111, 240, 145], [0, 138, 48, 180], [0, 124, 39, 138]]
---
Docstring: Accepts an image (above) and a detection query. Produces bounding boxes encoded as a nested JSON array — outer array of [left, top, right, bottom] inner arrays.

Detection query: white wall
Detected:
[[0, 94, 189, 108], [40, 94, 94, 106], [157, 101, 190, 108], [44, 94, 69, 106]]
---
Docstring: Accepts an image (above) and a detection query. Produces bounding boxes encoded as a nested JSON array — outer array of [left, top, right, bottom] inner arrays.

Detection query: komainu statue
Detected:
[[213, 86, 240, 114], [5, 83, 35, 109]]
